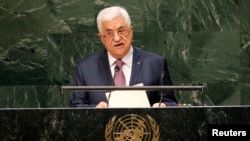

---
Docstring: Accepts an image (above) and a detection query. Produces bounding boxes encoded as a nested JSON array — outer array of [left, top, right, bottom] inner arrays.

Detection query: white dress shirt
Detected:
[[108, 47, 133, 86]]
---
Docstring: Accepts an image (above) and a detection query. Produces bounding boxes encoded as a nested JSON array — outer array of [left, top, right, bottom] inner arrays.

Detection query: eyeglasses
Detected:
[[101, 27, 131, 39]]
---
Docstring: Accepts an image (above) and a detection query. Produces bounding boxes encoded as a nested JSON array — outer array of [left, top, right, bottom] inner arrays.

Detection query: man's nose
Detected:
[[113, 32, 121, 41]]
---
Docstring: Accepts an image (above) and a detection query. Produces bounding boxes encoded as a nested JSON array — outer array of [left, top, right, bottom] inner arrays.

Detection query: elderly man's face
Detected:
[[99, 16, 133, 59]]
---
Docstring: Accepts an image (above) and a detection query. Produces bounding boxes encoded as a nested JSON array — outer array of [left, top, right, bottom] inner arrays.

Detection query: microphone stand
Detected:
[[107, 90, 112, 107], [107, 65, 120, 107], [159, 71, 164, 107]]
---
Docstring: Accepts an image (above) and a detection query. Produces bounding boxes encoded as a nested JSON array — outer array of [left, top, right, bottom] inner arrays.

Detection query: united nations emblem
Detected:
[[105, 114, 160, 141]]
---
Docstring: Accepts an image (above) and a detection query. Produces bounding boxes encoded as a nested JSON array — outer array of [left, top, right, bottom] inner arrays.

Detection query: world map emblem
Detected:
[[105, 114, 160, 141]]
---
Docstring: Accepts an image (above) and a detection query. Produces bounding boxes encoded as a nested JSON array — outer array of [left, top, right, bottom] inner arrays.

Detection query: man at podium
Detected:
[[70, 6, 178, 108]]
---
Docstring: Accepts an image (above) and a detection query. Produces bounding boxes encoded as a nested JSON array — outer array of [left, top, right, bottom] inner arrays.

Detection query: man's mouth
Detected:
[[114, 43, 124, 47]]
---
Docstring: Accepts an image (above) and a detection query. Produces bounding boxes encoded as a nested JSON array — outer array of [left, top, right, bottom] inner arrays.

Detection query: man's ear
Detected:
[[98, 33, 104, 43], [98, 33, 102, 38], [97, 33, 102, 38], [130, 26, 134, 33]]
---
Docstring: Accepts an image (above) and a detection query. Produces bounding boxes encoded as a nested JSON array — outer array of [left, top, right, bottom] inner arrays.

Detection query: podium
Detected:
[[61, 85, 206, 106], [0, 106, 249, 140]]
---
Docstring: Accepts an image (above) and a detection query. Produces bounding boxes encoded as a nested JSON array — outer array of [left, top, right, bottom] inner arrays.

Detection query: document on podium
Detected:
[[105, 83, 151, 108]]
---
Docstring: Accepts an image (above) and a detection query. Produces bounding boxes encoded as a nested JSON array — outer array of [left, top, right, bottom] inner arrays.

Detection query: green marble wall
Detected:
[[0, 0, 249, 108]]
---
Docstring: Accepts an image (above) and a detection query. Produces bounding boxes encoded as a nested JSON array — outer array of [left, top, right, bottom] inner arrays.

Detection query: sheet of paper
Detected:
[[105, 83, 150, 108]]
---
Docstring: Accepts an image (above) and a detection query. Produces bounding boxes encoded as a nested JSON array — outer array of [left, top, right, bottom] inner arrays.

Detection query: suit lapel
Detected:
[[129, 48, 143, 85], [98, 50, 114, 85]]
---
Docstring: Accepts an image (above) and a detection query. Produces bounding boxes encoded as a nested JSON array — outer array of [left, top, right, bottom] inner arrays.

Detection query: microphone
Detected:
[[159, 70, 165, 107], [107, 65, 120, 107], [114, 65, 120, 72]]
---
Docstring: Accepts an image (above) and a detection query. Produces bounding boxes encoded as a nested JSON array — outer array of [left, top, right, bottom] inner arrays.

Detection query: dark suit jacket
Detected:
[[70, 47, 178, 107]]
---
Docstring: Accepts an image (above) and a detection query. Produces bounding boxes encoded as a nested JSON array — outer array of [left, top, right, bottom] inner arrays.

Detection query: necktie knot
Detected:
[[115, 59, 124, 68]]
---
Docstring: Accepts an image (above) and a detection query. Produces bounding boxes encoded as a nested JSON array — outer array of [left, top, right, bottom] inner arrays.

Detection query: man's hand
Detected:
[[96, 101, 108, 108], [152, 103, 167, 108]]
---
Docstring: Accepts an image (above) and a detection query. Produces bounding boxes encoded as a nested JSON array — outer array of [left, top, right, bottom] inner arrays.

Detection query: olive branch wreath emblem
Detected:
[[105, 114, 160, 141]]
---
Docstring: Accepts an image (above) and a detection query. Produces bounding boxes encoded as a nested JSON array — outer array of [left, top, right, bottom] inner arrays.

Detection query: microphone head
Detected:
[[114, 66, 120, 72]]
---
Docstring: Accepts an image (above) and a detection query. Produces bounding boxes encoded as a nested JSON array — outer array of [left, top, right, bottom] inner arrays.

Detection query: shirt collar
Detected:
[[108, 46, 133, 67]]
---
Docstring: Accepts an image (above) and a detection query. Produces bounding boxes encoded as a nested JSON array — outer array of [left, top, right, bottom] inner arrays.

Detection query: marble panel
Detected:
[[0, 106, 249, 140]]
